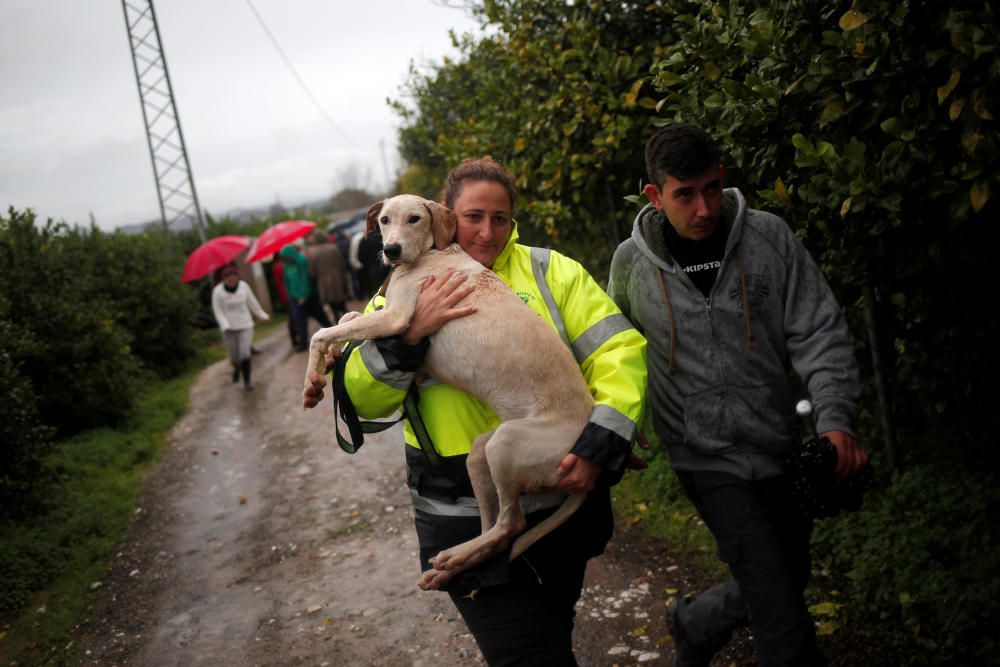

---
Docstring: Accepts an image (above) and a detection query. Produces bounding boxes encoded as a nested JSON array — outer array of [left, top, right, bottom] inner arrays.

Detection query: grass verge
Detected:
[[0, 318, 284, 666], [610, 442, 725, 583]]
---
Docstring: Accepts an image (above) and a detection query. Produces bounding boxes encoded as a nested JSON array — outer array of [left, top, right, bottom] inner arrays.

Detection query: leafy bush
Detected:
[[0, 208, 144, 436], [393, 0, 999, 658], [62, 227, 199, 377], [643, 0, 999, 461], [640, 1, 999, 657], [0, 323, 54, 516], [392, 0, 678, 274], [814, 464, 1000, 660]]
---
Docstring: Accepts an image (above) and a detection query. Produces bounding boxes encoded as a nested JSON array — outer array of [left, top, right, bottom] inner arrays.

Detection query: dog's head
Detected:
[[365, 195, 457, 265]]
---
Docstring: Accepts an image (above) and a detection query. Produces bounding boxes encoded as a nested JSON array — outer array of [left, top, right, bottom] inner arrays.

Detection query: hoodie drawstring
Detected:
[[736, 246, 757, 350], [655, 268, 678, 376]]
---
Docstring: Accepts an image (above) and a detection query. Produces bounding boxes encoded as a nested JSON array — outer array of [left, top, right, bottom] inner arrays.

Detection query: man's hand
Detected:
[[551, 453, 600, 494], [625, 430, 653, 470], [822, 430, 869, 480], [401, 270, 477, 345], [302, 345, 343, 410]]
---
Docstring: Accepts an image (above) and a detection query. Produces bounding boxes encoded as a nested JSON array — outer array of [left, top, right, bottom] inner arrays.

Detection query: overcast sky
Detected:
[[0, 0, 481, 231]]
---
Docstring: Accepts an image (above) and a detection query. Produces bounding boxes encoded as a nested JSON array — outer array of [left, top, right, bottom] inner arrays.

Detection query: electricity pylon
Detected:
[[121, 0, 206, 240]]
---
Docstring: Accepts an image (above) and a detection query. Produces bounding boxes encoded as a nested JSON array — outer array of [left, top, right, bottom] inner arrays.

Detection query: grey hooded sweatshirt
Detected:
[[609, 188, 860, 479]]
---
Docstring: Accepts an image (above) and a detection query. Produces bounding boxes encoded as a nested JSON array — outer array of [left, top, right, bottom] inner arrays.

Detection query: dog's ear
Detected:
[[423, 200, 457, 250], [365, 201, 384, 237]]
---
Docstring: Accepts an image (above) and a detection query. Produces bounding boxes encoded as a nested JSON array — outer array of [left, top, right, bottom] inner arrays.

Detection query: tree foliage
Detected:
[[393, 0, 678, 271], [645, 0, 999, 466], [0, 208, 202, 516], [393, 0, 1000, 658]]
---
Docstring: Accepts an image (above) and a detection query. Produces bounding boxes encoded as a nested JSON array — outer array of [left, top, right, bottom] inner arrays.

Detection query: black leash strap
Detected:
[[330, 340, 441, 466], [402, 381, 440, 466]]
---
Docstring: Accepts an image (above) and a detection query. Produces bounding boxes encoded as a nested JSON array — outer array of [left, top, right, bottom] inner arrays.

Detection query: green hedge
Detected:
[[393, 0, 999, 659], [0, 208, 199, 516]]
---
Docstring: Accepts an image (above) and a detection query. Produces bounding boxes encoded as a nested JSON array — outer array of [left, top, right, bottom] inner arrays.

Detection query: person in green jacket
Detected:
[[280, 243, 331, 352], [307, 158, 647, 666]]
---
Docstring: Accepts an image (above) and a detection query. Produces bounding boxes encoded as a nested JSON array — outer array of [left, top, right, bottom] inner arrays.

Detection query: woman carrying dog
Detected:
[[309, 158, 647, 666]]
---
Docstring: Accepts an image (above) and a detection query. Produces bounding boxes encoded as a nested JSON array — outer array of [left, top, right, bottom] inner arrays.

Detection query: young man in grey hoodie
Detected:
[[609, 124, 868, 667]]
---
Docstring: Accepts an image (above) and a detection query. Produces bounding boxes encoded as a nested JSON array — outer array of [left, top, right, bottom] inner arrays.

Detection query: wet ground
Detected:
[[72, 326, 755, 666]]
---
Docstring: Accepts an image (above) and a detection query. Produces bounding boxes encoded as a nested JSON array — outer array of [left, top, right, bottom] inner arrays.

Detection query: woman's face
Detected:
[[223, 273, 239, 288], [453, 180, 513, 268]]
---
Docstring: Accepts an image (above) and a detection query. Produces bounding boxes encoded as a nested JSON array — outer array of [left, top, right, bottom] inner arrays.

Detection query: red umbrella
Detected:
[[181, 235, 251, 283], [245, 220, 317, 263]]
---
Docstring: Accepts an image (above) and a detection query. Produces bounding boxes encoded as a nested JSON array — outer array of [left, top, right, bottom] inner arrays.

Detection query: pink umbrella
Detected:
[[181, 235, 251, 283], [245, 220, 318, 263]]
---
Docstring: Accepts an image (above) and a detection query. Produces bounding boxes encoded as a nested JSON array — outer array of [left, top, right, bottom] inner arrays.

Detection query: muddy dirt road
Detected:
[[73, 328, 750, 666]]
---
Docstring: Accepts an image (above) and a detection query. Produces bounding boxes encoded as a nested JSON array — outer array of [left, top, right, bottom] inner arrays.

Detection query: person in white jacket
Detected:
[[211, 264, 270, 391]]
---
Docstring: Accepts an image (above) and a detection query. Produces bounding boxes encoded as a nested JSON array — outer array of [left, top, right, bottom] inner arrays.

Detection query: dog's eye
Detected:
[[408, 215, 421, 224], [379, 216, 388, 225]]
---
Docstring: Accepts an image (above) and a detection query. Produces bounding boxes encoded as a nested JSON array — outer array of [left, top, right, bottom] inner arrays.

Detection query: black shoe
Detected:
[[294, 344, 308, 353], [667, 599, 712, 667], [241, 359, 253, 391]]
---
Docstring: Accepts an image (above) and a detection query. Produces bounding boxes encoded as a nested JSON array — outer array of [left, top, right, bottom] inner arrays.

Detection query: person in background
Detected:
[[348, 229, 365, 298], [305, 228, 350, 323], [307, 157, 647, 666], [333, 227, 359, 300], [270, 258, 299, 349], [211, 264, 270, 391], [355, 228, 392, 300], [279, 242, 331, 352], [608, 123, 867, 666]]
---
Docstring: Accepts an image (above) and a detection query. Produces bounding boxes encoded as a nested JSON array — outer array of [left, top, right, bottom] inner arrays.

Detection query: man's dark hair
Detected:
[[645, 123, 721, 186]]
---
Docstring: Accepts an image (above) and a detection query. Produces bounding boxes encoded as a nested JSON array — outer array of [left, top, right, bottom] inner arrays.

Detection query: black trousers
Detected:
[[419, 487, 612, 667], [676, 470, 822, 667], [449, 553, 585, 666]]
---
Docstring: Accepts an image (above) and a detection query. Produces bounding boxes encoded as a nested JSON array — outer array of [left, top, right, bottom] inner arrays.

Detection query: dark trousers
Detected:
[[676, 470, 822, 667], [289, 299, 307, 350], [304, 293, 332, 328], [448, 545, 586, 667], [290, 294, 332, 350], [421, 487, 613, 667]]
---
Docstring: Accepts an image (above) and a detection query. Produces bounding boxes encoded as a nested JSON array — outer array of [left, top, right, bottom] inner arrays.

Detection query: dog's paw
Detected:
[[417, 568, 453, 591], [430, 549, 456, 571]]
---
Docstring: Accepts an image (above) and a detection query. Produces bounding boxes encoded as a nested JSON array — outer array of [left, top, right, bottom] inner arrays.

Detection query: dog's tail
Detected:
[[509, 492, 587, 561]]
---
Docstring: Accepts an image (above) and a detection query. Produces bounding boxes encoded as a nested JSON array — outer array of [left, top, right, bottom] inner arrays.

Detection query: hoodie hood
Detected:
[[631, 187, 748, 272]]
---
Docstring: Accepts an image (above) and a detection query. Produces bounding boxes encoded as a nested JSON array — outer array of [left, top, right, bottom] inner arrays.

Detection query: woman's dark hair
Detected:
[[439, 157, 517, 211]]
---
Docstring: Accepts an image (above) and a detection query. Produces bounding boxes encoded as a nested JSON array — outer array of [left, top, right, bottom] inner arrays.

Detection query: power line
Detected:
[[243, 0, 356, 148]]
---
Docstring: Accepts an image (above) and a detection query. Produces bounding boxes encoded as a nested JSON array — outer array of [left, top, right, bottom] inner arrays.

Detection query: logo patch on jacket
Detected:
[[516, 290, 536, 306], [729, 273, 769, 316]]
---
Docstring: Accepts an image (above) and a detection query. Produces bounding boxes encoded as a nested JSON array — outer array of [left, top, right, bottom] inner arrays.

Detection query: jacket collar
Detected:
[[489, 220, 521, 272], [631, 187, 747, 272]]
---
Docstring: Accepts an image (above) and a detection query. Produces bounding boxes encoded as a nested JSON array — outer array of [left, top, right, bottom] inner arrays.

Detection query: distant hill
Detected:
[[114, 194, 338, 235]]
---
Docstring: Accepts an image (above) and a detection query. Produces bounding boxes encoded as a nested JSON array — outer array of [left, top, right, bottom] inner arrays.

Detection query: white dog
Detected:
[[303, 194, 593, 590]]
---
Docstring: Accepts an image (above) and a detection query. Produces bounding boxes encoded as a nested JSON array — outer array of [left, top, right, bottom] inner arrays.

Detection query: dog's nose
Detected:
[[383, 243, 402, 260]]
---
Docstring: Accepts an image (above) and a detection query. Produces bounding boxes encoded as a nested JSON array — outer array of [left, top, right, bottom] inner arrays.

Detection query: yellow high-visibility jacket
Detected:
[[340, 225, 647, 589]]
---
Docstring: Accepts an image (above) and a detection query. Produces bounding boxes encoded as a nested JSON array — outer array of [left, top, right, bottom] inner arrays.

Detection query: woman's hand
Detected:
[[402, 270, 478, 345], [551, 454, 601, 494]]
